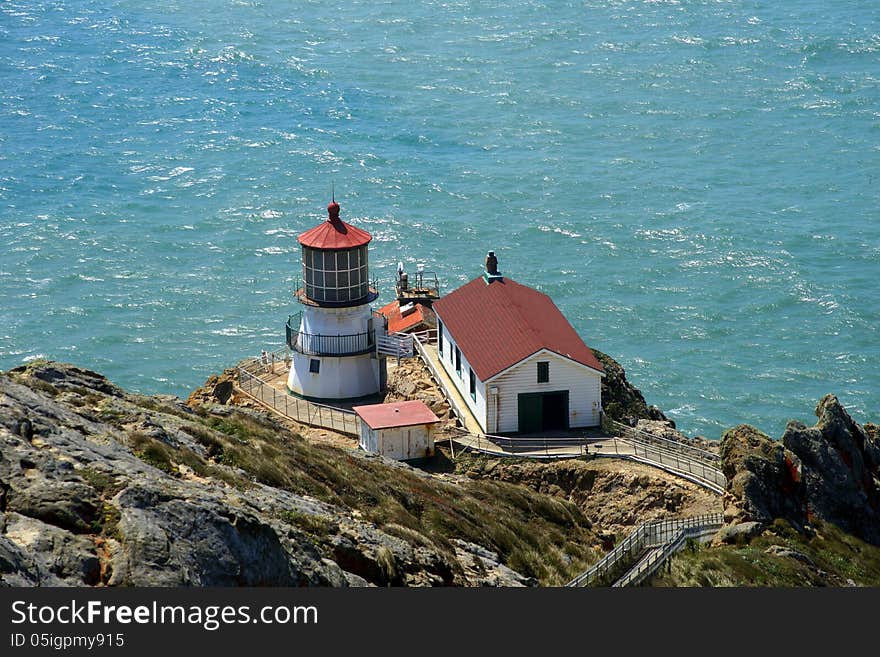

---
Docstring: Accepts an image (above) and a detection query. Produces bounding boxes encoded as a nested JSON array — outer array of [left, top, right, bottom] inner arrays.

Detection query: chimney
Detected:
[[485, 251, 498, 275], [484, 250, 503, 283]]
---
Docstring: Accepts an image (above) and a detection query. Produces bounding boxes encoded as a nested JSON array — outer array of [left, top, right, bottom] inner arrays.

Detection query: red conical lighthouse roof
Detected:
[[297, 200, 372, 250]]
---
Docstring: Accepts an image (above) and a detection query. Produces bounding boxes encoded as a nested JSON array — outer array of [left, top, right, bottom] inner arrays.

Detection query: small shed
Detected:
[[353, 400, 440, 461]]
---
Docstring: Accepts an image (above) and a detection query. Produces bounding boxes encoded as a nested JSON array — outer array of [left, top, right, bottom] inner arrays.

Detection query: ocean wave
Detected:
[[2, 0, 877, 438]]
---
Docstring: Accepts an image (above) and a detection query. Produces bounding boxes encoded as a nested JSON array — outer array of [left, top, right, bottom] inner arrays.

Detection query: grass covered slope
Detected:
[[1, 360, 601, 586], [651, 519, 880, 587], [163, 409, 601, 585]]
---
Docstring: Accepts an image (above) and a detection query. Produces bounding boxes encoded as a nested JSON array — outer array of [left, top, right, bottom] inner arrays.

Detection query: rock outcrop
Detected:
[[0, 364, 354, 586], [1, 361, 602, 587], [456, 456, 719, 538], [186, 367, 239, 407], [781, 394, 880, 545], [718, 424, 805, 533], [718, 395, 880, 546], [383, 358, 453, 426]]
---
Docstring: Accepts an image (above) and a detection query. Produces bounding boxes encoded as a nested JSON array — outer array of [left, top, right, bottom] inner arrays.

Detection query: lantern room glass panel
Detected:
[[302, 245, 371, 304]]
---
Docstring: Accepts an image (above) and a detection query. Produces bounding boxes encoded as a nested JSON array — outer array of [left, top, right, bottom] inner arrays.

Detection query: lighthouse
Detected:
[[286, 199, 386, 400]]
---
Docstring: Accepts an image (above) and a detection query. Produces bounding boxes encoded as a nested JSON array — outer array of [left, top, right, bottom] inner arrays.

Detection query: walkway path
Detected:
[[416, 341, 485, 436], [236, 356, 360, 436], [566, 513, 724, 587]]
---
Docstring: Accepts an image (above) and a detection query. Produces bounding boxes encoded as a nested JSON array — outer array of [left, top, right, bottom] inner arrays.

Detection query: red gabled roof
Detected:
[[353, 400, 440, 430], [298, 201, 372, 250], [378, 300, 435, 334], [432, 276, 604, 381]]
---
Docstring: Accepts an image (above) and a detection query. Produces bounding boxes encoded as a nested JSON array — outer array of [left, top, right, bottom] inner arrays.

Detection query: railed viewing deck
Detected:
[[285, 313, 377, 357]]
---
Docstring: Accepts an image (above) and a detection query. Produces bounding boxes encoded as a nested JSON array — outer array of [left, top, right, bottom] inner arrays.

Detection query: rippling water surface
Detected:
[[2, 1, 879, 438]]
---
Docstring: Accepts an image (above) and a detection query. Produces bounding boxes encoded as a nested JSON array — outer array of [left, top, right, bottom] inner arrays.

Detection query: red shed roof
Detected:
[[377, 300, 435, 334], [353, 400, 440, 430], [432, 276, 604, 381], [298, 201, 372, 250]]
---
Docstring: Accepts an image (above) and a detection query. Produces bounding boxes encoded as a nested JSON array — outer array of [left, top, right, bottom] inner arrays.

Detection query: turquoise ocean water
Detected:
[[1, 1, 878, 439]]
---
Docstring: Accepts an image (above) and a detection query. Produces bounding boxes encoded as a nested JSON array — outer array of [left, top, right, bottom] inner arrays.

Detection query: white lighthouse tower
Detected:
[[286, 199, 386, 401]]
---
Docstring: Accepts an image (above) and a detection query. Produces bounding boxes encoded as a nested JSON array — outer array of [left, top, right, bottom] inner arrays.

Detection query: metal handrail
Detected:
[[286, 314, 376, 357], [610, 420, 720, 464], [613, 515, 724, 587], [412, 333, 470, 426], [566, 521, 654, 588], [613, 434, 727, 492], [236, 365, 359, 436], [396, 270, 440, 298], [408, 328, 437, 344], [566, 513, 724, 587]]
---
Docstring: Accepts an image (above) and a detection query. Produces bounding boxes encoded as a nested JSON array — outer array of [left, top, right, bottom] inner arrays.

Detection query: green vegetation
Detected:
[[124, 426, 252, 490], [78, 467, 124, 540], [35, 378, 600, 585], [128, 431, 176, 474], [92, 503, 122, 540], [79, 467, 125, 498], [116, 397, 599, 585], [18, 376, 60, 397], [129, 394, 205, 421], [650, 519, 880, 587], [278, 510, 334, 539]]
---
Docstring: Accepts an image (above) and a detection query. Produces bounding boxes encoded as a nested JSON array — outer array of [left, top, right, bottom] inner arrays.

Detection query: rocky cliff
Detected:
[[5, 357, 878, 588], [0, 361, 605, 587], [717, 394, 880, 546], [782, 394, 880, 544], [650, 395, 880, 587]]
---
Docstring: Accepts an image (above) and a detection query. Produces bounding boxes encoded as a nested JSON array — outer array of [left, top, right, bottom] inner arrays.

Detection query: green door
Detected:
[[517, 391, 570, 433], [517, 393, 543, 434]]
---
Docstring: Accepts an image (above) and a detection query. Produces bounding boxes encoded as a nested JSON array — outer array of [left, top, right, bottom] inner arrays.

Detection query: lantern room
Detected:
[[297, 201, 378, 306]]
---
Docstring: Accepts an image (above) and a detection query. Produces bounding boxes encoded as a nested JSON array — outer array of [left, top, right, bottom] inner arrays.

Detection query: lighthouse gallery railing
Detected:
[[286, 313, 376, 357]]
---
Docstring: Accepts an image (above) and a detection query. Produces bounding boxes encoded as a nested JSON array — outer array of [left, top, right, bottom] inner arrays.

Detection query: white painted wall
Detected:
[[436, 320, 488, 432], [288, 352, 381, 400], [300, 303, 373, 336], [288, 302, 386, 400], [359, 421, 377, 453], [359, 422, 435, 460], [488, 350, 602, 432]]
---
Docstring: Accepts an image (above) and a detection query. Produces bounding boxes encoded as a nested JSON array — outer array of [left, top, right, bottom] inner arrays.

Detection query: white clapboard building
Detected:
[[432, 252, 604, 435]]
